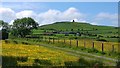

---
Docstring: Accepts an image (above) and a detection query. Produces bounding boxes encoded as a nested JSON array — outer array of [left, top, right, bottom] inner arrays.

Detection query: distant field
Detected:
[[32, 22, 119, 42]]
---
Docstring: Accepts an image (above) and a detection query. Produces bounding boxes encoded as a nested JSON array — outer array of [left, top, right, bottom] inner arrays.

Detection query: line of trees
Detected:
[[0, 17, 39, 39]]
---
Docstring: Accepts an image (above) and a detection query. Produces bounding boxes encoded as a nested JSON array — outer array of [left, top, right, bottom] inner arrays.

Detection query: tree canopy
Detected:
[[0, 20, 9, 30], [0, 20, 9, 40], [12, 17, 39, 37]]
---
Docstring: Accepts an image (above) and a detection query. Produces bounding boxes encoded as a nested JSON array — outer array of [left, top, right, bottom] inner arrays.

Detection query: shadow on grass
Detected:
[[64, 58, 104, 68], [2, 56, 115, 68], [33, 59, 52, 66], [2, 56, 28, 67], [2, 56, 18, 67]]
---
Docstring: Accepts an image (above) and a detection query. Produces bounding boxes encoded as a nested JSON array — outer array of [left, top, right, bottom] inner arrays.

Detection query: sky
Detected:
[[0, 2, 118, 26], [1, 0, 119, 2]]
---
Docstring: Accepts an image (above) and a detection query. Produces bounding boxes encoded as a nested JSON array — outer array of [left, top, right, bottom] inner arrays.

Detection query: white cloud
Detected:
[[38, 9, 61, 25], [9, 20, 14, 25], [61, 7, 83, 20], [93, 12, 118, 26], [16, 10, 37, 19], [0, 7, 85, 26], [16, 10, 39, 23], [0, 7, 117, 27], [38, 7, 85, 25], [96, 13, 117, 20], [0, 7, 16, 22]]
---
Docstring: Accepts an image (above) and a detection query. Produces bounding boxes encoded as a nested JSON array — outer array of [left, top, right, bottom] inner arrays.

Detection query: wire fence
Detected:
[[26, 36, 119, 53]]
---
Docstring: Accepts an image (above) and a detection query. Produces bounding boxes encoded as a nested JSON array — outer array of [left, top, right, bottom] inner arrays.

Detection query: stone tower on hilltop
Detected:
[[72, 20, 75, 22]]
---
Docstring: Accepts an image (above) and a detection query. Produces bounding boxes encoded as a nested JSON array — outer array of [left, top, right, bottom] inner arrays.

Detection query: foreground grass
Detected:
[[2, 40, 107, 67], [2, 40, 79, 66]]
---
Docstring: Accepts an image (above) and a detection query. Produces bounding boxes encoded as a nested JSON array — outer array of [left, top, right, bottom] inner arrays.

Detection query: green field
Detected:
[[32, 22, 119, 42]]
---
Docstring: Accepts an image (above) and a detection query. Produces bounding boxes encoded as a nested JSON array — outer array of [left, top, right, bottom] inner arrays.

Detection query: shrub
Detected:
[[98, 51, 106, 55], [107, 51, 118, 56], [78, 58, 89, 66], [87, 48, 99, 53], [34, 59, 52, 66], [4, 40, 10, 43], [13, 40, 18, 44], [116, 56, 120, 68], [80, 47, 86, 51], [64, 61, 79, 66], [1, 29, 9, 40], [21, 42, 29, 45], [96, 38, 107, 42], [91, 60, 104, 68], [2, 56, 17, 66], [17, 56, 28, 62]]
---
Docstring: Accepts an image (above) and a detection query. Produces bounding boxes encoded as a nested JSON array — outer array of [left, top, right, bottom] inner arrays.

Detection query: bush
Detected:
[[4, 40, 10, 43], [87, 48, 99, 53], [90, 60, 104, 68], [96, 38, 107, 42], [2, 56, 17, 66], [107, 51, 118, 56], [13, 40, 18, 44], [34, 59, 52, 66], [98, 51, 106, 55], [21, 42, 29, 45], [78, 58, 89, 66], [80, 47, 86, 51], [64, 58, 104, 67], [64, 61, 79, 66], [1, 29, 8, 40], [116, 60, 120, 68], [17, 56, 28, 62]]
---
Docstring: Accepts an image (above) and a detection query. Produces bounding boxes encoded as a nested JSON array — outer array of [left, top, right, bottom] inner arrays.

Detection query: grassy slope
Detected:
[[33, 22, 118, 36]]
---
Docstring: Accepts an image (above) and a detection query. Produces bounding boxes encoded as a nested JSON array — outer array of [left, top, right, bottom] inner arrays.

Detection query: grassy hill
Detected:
[[34, 22, 118, 36], [39, 22, 117, 31]]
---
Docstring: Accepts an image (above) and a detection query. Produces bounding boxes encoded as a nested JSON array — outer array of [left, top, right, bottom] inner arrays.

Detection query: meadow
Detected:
[[2, 40, 79, 66], [2, 40, 108, 67]]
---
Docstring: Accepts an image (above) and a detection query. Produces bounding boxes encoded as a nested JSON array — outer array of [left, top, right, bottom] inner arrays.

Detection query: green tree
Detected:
[[71, 29, 73, 32], [0, 20, 9, 30], [0, 20, 9, 40], [12, 17, 39, 37]]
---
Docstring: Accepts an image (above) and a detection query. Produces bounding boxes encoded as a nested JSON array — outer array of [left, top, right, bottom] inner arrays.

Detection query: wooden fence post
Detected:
[[45, 37, 46, 42], [76, 39, 78, 47], [102, 42, 104, 52], [84, 41, 86, 48], [49, 37, 50, 43], [64, 39, 65, 44], [92, 42, 94, 49], [58, 38, 59, 43], [112, 45, 114, 52], [70, 39, 71, 47], [53, 37, 54, 44]]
